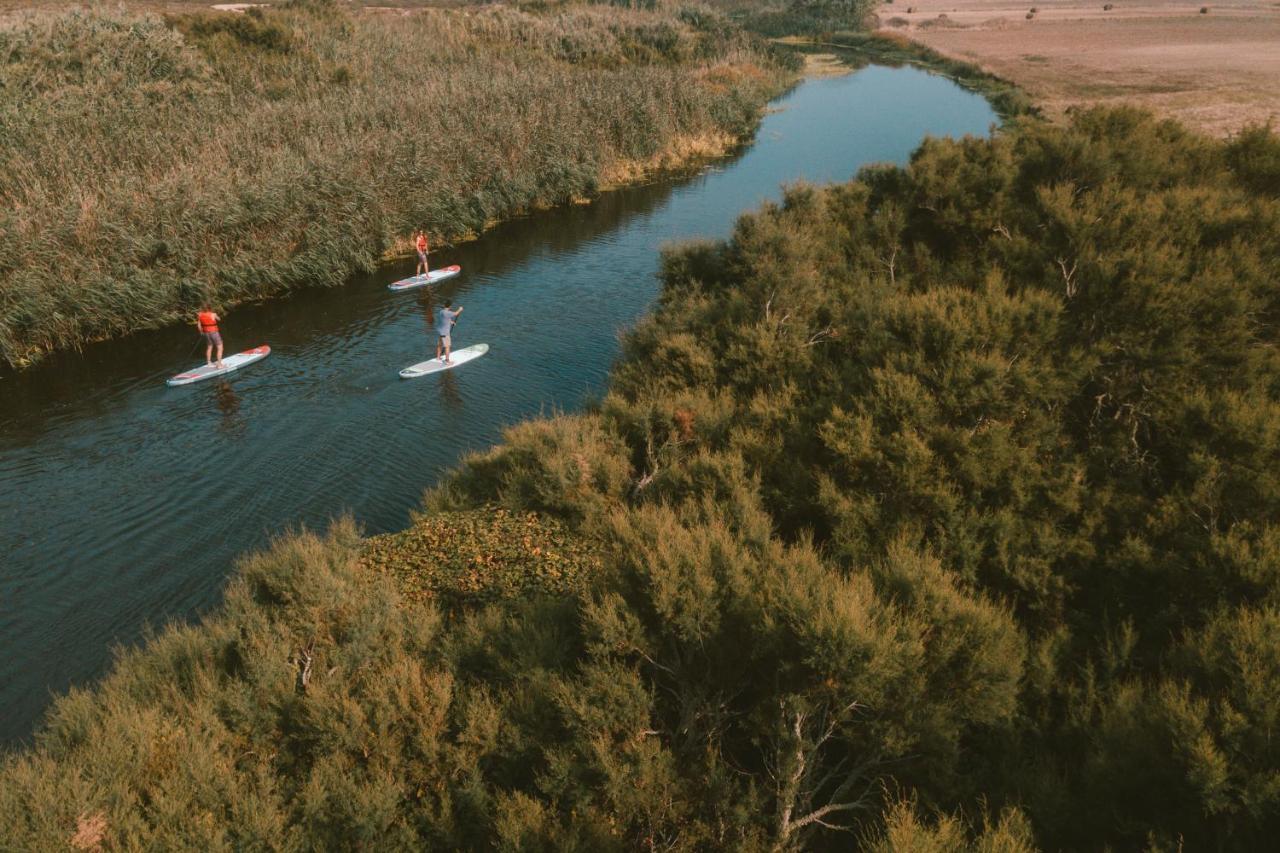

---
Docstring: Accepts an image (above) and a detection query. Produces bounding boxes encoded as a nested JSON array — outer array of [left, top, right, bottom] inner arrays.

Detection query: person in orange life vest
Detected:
[[414, 230, 430, 277], [196, 306, 225, 369]]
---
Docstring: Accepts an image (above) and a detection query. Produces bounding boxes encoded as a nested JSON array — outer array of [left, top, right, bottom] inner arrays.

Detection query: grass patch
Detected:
[[361, 507, 604, 607]]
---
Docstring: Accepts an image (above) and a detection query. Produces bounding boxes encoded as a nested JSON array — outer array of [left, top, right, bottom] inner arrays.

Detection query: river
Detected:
[[0, 65, 996, 743]]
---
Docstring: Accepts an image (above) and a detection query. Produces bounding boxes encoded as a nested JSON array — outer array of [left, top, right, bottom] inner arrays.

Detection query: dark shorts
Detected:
[[203, 331, 223, 346], [417, 250, 428, 265]]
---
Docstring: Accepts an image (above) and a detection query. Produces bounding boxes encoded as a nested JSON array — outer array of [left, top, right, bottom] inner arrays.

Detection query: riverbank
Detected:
[[0, 1, 796, 369], [876, 0, 1280, 136], [380, 124, 749, 263]]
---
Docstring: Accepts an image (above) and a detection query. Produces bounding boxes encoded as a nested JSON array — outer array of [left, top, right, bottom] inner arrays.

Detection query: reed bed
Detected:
[[0, 0, 794, 367]]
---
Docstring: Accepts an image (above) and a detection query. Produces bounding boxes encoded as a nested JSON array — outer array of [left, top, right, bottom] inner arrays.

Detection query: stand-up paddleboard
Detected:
[[388, 265, 461, 292], [167, 345, 271, 387], [399, 343, 489, 378]]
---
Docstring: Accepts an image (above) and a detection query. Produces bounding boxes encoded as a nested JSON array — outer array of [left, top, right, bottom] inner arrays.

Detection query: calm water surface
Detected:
[[0, 66, 996, 743]]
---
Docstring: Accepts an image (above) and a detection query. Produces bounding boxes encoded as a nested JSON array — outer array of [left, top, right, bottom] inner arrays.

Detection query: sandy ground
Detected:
[[877, 0, 1280, 136]]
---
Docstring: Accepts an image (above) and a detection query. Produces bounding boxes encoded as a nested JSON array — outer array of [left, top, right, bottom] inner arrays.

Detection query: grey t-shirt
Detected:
[[437, 308, 459, 337]]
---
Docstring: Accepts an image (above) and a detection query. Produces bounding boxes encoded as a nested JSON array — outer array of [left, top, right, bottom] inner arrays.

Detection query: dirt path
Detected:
[[878, 0, 1280, 136]]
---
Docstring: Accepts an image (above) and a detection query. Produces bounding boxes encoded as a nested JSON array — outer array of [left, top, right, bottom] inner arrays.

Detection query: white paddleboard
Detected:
[[388, 265, 461, 292], [167, 345, 271, 387], [399, 343, 489, 378]]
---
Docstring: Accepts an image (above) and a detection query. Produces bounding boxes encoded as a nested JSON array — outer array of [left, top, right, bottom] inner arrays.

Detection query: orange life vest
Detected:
[[416, 234, 428, 252], [198, 311, 219, 333]]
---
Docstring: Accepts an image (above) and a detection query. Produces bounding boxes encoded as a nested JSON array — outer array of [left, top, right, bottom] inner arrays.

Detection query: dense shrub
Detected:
[[1225, 123, 1280, 194], [584, 107, 1280, 848], [424, 414, 635, 523], [861, 798, 1037, 852]]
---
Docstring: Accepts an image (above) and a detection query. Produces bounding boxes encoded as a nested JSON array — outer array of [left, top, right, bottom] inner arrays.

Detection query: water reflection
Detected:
[[412, 288, 435, 350], [213, 381, 246, 437], [436, 370, 464, 411]]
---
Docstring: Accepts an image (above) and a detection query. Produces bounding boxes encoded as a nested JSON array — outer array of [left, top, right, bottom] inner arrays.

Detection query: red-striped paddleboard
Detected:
[[167, 345, 271, 387], [388, 265, 461, 292]]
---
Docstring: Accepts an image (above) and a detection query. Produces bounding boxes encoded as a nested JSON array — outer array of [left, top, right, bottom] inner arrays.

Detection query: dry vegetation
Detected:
[[0, 0, 794, 368], [876, 0, 1280, 136]]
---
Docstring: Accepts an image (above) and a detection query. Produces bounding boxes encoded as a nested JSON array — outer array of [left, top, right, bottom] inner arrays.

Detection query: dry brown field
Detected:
[[878, 0, 1280, 136]]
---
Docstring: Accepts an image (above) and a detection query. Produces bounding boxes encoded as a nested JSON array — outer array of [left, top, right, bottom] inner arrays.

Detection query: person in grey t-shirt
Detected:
[[435, 301, 463, 364]]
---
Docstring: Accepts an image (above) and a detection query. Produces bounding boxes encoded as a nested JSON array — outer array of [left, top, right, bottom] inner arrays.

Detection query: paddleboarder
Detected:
[[196, 306, 225, 370], [414, 230, 430, 277], [436, 301, 463, 364]]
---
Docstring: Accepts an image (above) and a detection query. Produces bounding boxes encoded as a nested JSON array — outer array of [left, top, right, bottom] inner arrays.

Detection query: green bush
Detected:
[[1225, 123, 1280, 194], [862, 798, 1037, 852], [425, 414, 635, 525], [179, 7, 296, 54]]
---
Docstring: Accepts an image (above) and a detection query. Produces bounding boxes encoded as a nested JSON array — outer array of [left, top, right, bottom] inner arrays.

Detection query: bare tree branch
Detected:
[[788, 796, 874, 833], [879, 245, 899, 286], [805, 326, 835, 347], [1057, 257, 1078, 298], [770, 699, 880, 852], [294, 639, 315, 694]]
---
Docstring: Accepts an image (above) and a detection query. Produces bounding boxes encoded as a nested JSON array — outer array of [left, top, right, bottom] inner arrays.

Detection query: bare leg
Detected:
[[206, 342, 213, 366], [444, 337, 452, 364], [436, 337, 443, 361], [215, 340, 225, 369]]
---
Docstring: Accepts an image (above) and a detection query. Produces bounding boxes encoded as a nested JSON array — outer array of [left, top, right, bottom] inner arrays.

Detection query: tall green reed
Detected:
[[0, 0, 792, 367]]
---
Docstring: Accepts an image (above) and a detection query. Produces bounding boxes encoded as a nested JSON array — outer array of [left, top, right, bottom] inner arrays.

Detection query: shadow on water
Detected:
[[213, 381, 246, 438], [0, 66, 998, 744], [436, 370, 465, 413]]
